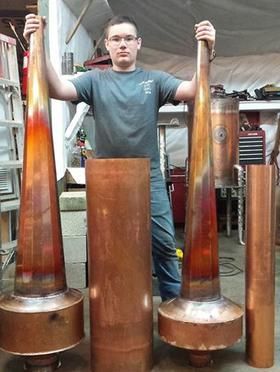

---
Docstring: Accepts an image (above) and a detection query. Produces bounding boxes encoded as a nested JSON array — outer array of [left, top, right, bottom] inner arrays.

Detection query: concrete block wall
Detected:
[[59, 191, 87, 289]]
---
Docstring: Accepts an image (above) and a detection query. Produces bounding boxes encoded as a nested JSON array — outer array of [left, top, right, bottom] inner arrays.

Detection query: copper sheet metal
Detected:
[[0, 289, 84, 354], [159, 296, 243, 350], [158, 41, 243, 367], [211, 97, 239, 187], [182, 41, 219, 302], [16, 16, 66, 297], [275, 185, 280, 248], [245, 164, 276, 368], [0, 17, 84, 360], [86, 158, 153, 372]]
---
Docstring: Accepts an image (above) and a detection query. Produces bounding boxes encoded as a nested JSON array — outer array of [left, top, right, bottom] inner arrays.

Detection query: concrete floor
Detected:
[[0, 229, 279, 371]]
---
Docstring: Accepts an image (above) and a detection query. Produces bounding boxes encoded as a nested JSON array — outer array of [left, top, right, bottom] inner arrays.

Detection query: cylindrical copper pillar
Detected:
[[0, 17, 84, 369], [245, 164, 276, 368], [86, 158, 153, 372], [158, 41, 243, 368], [275, 185, 280, 248], [211, 97, 239, 187]]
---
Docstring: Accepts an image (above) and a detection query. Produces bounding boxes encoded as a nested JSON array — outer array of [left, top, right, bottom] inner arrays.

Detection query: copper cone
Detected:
[[86, 158, 153, 372], [246, 164, 276, 368], [158, 41, 243, 367], [0, 17, 84, 369]]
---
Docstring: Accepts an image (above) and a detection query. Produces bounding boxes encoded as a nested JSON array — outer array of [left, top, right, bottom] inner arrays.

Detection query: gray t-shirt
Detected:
[[71, 67, 182, 179]]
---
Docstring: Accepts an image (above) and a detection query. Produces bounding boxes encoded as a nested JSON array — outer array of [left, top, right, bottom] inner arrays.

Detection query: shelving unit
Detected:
[[159, 100, 280, 115], [0, 33, 24, 285], [158, 99, 279, 242]]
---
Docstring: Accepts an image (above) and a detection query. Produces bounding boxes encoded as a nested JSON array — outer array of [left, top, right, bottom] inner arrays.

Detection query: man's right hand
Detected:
[[23, 14, 46, 44], [23, 13, 80, 102]]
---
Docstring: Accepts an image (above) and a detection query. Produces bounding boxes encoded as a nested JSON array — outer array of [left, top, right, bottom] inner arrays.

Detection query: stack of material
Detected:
[[60, 191, 88, 288]]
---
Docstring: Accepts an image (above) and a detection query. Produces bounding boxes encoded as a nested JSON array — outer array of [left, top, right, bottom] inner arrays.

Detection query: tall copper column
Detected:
[[158, 41, 243, 367], [0, 17, 84, 370], [86, 158, 153, 372], [246, 164, 276, 368]]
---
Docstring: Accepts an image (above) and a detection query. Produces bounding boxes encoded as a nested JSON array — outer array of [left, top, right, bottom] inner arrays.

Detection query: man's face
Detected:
[[105, 23, 142, 70]]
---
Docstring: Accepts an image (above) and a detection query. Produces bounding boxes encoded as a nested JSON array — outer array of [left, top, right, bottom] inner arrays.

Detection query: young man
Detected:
[[23, 14, 216, 301]]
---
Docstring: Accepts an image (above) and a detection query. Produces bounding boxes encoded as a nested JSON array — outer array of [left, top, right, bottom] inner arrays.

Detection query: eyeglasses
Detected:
[[108, 35, 139, 47]]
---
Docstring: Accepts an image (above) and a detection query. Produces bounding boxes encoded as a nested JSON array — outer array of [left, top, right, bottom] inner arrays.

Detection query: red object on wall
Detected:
[[170, 168, 186, 224], [84, 55, 112, 70]]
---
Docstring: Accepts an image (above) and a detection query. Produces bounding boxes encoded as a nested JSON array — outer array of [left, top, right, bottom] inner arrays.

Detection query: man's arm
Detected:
[[174, 20, 215, 102], [174, 74, 196, 102], [45, 57, 78, 101], [23, 14, 78, 101]]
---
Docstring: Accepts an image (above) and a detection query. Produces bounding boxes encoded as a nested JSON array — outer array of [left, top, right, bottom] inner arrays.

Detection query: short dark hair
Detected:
[[104, 15, 139, 38]]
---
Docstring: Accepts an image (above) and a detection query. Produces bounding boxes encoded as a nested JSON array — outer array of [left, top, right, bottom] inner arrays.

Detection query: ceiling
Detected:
[[64, 0, 112, 46], [3, 0, 280, 59], [64, 0, 280, 58]]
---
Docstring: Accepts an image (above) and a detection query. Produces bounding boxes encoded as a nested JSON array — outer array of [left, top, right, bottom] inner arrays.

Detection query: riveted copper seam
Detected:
[[245, 164, 276, 368], [0, 17, 84, 363], [86, 158, 153, 372]]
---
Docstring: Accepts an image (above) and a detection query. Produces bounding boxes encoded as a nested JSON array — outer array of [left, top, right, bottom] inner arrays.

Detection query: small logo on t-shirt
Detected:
[[139, 79, 153, 94]]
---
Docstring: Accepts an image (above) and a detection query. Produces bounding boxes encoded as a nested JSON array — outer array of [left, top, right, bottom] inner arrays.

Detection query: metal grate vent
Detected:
[[0, 168, 12, 194], [239, 131, 265, 165]]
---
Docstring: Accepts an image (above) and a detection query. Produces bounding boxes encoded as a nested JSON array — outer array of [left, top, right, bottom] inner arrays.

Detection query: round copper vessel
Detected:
[[211, 97, 239, 187]]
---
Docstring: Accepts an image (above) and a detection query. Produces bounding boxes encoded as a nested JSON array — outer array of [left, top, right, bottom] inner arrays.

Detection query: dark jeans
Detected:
[[151, 177, 181, 301]]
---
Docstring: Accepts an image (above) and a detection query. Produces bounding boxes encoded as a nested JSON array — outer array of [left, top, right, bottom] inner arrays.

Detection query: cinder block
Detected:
[[63, 235, 87, 263], [59, 191, 86, 211], [60, 210, 87, 236], [65, 262, 87, 289]]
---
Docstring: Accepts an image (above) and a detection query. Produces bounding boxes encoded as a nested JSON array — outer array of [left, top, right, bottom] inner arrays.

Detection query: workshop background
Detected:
[[43, 0, 280, 179], [0, 1, 280, 371]]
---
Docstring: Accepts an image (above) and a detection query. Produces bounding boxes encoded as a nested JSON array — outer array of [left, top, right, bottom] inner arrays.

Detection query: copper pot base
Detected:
[[188, 350, 212, 368], [158, 296, 243, 367], [0, 288, 84, 356], [24, 353, 61, 371]]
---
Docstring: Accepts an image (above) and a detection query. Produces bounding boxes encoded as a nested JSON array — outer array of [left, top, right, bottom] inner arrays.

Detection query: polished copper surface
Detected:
[[211, 97, 239, 187], [0, 289, 83, 354], [158, 41, 243, 367], [86, 159, 153, 372], [182, 41, 219, 302], [16, 17, 66, 296], [275, 185, 280, 248], [245, 164, 276, 368], [159, 297, 243, 350], [0, 16, 84, 363]]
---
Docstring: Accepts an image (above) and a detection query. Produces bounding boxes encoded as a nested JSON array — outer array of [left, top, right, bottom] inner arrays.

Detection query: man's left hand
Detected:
[[194, 20, 216, 51]]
